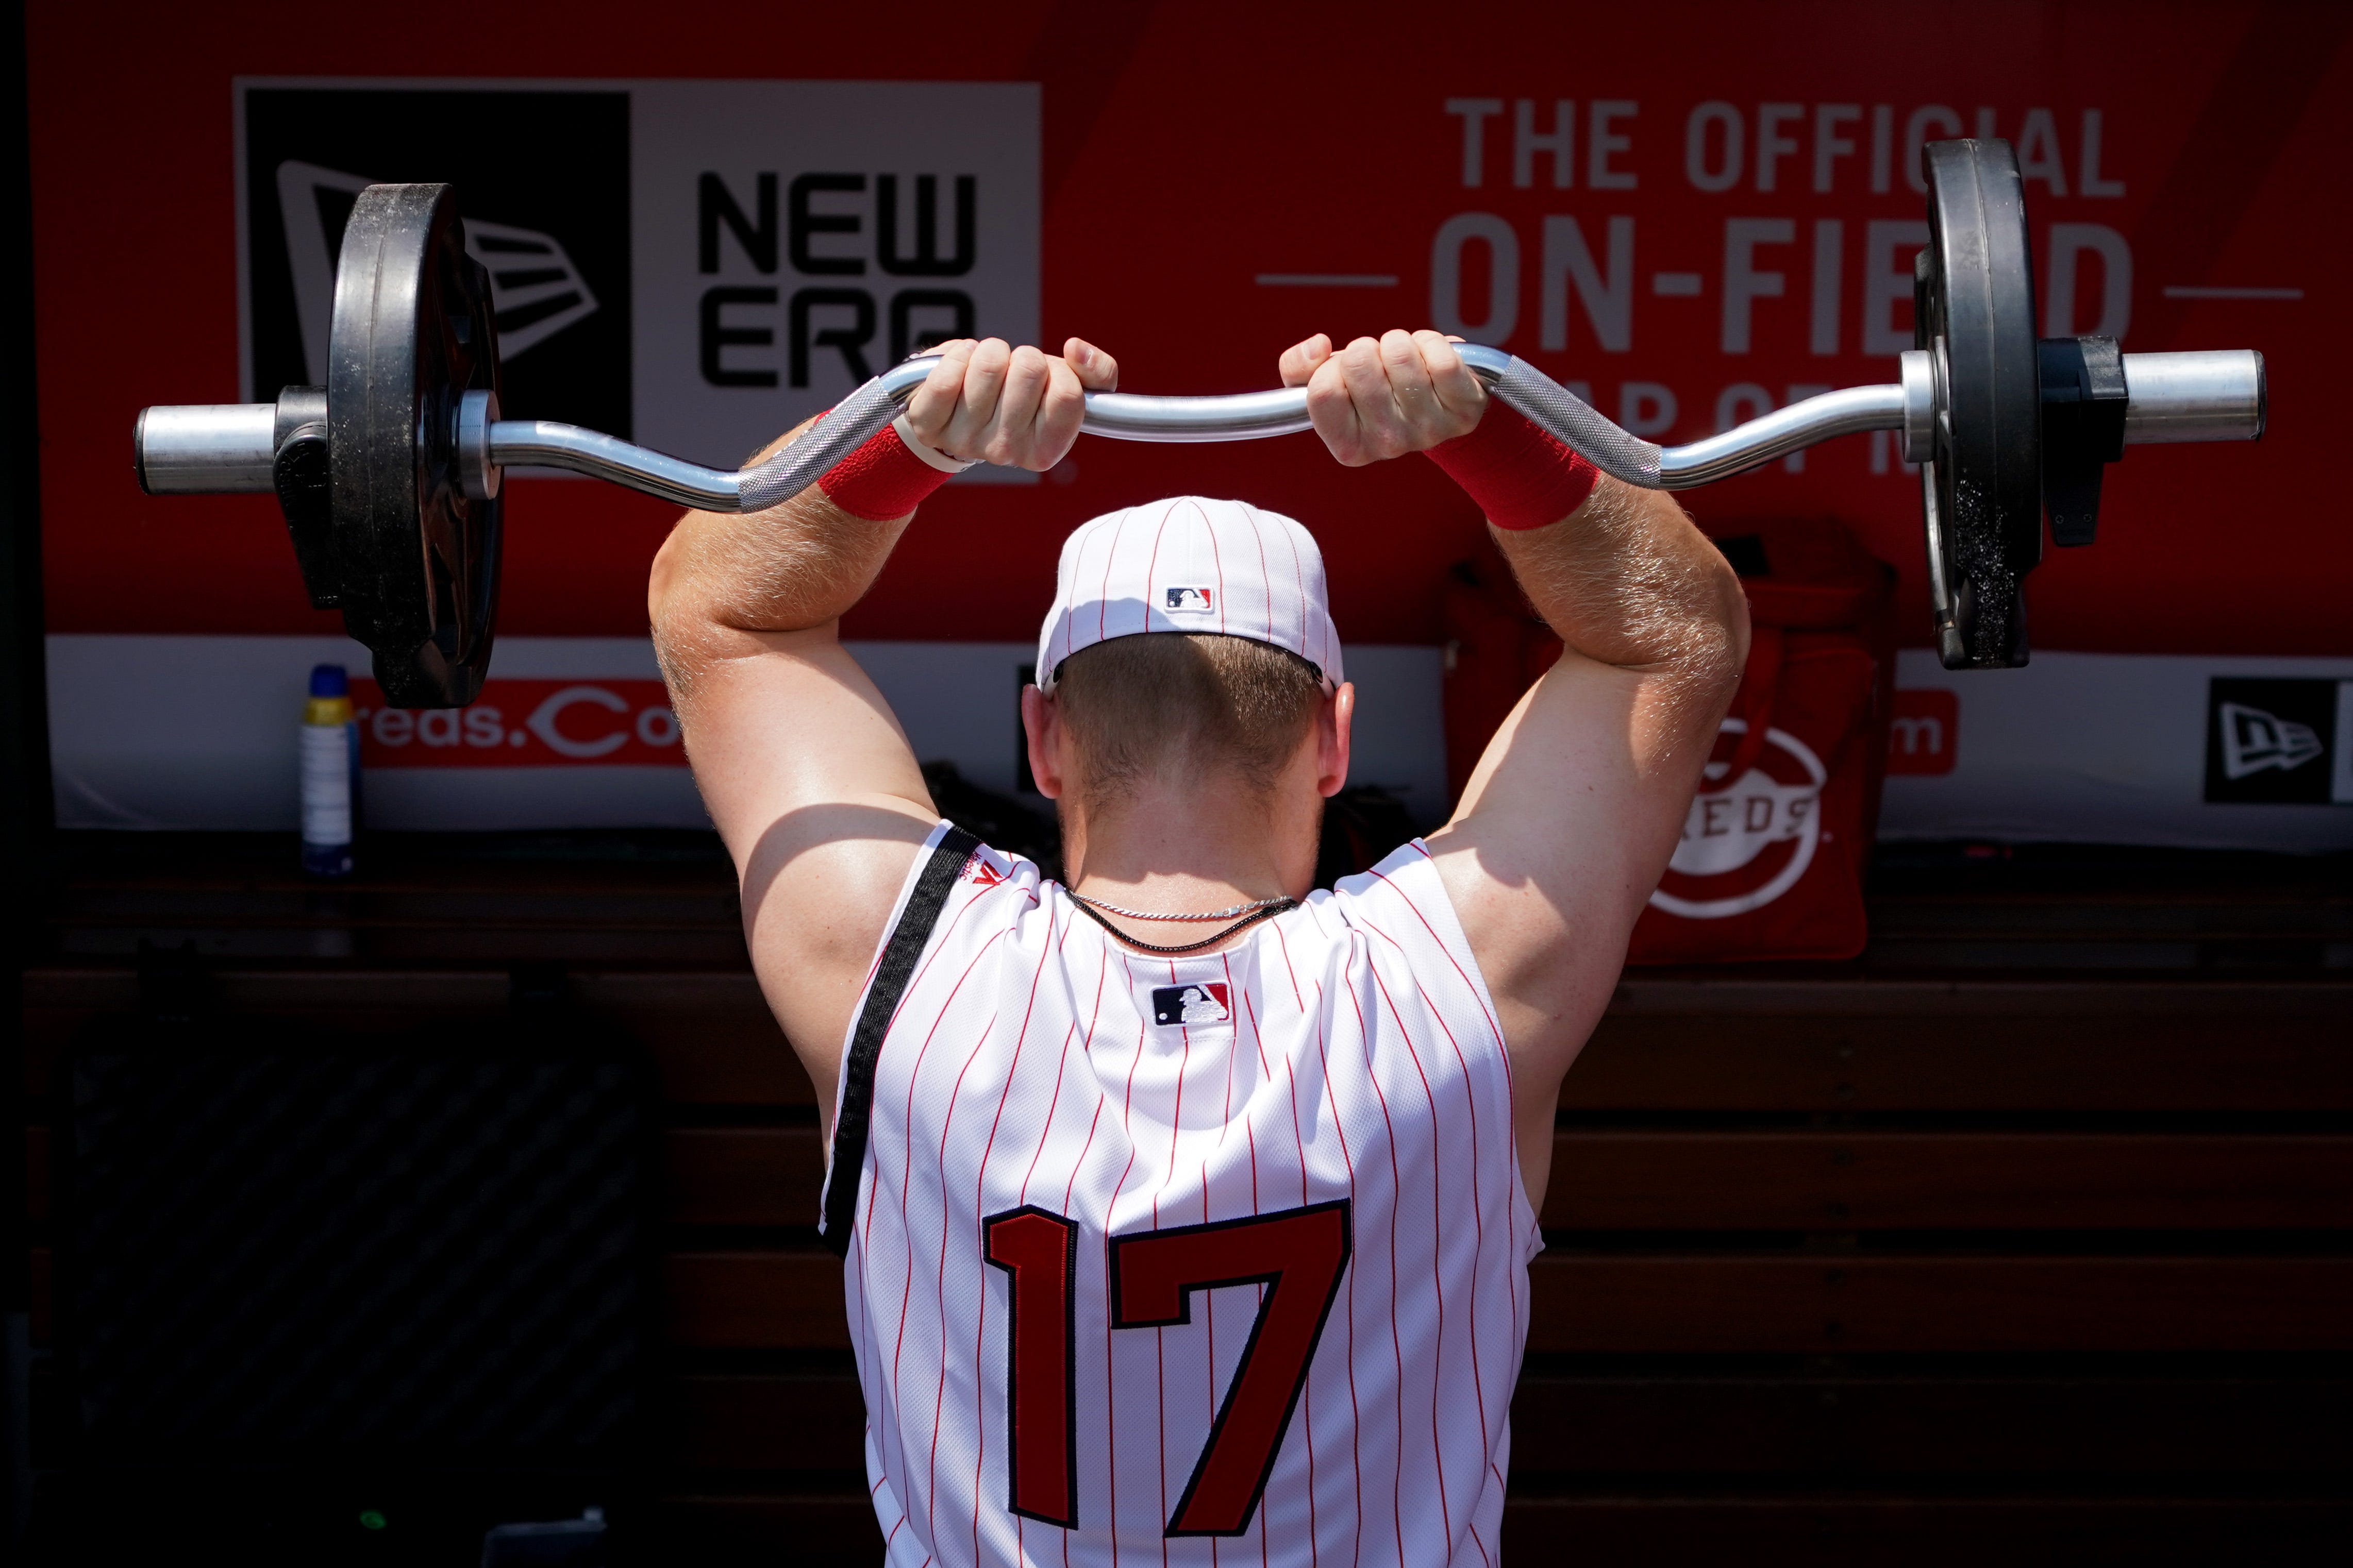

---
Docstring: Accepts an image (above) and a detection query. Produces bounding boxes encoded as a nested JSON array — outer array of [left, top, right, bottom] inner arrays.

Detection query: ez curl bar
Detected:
[[133, 139, 2265, 707]]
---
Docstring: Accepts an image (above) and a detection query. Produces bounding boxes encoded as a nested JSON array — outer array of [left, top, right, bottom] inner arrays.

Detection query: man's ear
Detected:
[[1316, 682, 1355, 799], [1021, 685, 1064, 801]]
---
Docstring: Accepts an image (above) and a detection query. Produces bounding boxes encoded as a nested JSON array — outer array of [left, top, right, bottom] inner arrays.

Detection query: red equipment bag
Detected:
[[1625, 520, 1895, 964], [1438, 520, 1894, 966]]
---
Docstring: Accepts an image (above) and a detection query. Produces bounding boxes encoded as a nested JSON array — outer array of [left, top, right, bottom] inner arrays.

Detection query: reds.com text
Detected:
[[353, 679, 685, 768]]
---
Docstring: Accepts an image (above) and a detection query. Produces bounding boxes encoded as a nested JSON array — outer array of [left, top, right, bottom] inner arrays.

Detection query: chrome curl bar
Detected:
[[138, 344, 2267, 516]]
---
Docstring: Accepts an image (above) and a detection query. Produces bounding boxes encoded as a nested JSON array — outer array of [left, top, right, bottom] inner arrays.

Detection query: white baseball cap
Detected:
[[1036, 497, 1344, 693]]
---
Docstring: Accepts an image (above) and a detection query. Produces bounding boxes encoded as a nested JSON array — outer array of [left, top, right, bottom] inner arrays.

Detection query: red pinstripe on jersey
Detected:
[[829, 823, 1535, 1567]]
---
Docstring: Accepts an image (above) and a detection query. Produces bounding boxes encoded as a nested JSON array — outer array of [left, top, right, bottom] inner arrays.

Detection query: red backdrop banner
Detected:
[[33, 1, 2351, 661]]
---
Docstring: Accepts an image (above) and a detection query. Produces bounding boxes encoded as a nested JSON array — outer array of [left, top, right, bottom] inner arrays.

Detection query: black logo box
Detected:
[[2203, 677, 2347, 805], [241, 85, 632, 438], [1151, 985, 1228, 1026]]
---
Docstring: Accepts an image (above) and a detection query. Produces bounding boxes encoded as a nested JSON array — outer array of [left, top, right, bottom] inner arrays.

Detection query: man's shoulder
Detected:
[[1327, 837, 1441, 903], [1324, 839, 1477, 958], [886, 832, 1046, 952]]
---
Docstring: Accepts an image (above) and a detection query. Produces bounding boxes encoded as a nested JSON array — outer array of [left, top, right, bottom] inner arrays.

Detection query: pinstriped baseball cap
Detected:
[[1035, 497, 1344, 694]]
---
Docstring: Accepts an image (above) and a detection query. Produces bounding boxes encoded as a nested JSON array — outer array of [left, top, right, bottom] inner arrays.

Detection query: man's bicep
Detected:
[[1427, 652, 1721, 1057], [674, 630, 939, 1091], [675, 628, 934, 861], [1454, 651, 1717, 889]]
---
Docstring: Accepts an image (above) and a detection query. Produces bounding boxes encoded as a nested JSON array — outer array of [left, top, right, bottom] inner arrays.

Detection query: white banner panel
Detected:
[[50, 637, 2352, 849], [1881, 650, 2353, 851], [630, 79, 1040, 470], [46, 636, 1447, 834]]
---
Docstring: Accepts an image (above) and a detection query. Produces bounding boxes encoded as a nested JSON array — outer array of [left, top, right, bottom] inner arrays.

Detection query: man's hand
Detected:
[[904, 336, 1117, 469], [1279, 329, 1486, 466]]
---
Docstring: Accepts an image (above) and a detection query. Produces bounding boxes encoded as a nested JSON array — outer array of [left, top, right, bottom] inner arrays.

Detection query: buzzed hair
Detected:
[[1052, 634, 1324, 813]]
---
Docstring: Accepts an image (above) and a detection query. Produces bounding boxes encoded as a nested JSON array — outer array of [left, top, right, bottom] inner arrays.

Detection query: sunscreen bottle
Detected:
[[301, 664, 356, 878]]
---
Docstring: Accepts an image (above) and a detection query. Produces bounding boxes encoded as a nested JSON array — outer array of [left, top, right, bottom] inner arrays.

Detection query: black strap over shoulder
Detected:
[[821, 825, 980, 1255]]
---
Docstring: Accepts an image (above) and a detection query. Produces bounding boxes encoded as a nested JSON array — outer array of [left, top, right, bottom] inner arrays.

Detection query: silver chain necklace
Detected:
[[1067, 890, 1292, 922]]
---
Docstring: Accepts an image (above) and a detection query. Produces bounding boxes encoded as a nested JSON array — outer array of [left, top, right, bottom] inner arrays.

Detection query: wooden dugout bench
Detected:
[[19, 835, 2353, 1564]]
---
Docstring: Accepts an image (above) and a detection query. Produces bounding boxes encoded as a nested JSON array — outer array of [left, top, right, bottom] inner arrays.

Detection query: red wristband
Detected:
[[1424, 401, 1599, 530], [816, 421, 960, 521]]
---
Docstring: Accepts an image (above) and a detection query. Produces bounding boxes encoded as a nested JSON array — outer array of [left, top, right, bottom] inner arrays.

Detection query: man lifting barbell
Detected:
[[644, 318, 1741, 1561], [129, 138, 2271, 1564]]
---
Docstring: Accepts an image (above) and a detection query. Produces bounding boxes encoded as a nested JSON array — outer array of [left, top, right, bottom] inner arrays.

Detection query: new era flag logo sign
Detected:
[[1152, 983, 1232, 1027], [2204, 678, 2353, 806], [2216, 702, 2324, 779], [239, 84, 635, 440]]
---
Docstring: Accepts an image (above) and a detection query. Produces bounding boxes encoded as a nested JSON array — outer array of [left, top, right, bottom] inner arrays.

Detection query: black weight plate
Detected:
[[327, 183, 502, 707], [1917, 140, 2041, 669]]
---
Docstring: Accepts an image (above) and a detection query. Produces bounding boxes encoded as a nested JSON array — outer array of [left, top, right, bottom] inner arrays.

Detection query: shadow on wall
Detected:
[[919, 761, 1419, 892]]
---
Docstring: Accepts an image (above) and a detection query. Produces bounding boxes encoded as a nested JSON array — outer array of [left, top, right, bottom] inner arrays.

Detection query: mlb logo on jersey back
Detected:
[[1164, 586, 1214, 613], [1151, 982, 1231, 1026]]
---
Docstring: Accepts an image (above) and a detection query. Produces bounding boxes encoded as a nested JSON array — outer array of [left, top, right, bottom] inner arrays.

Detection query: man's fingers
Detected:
[[938, 337, 1012, 452], [1032, 356, 1088, 467], [986, 345, 1054, 464], [1064, 338, 1117, 392], [1415, 329, 1487, 427], [1379, 328, 1439, 419], [904, 339, 974, 444], [1337, 336, 1410, 456], [1279, 333, 1333, 389], [1305, 354, 1375, 466], [906, 338, 1117, 466]]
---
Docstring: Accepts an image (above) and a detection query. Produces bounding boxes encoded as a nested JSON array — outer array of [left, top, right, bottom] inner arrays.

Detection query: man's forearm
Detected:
[[646, 418, 914, 692], [648, 338, 1104, 696], [1492, 475, 1747, 682], [1420, 394, 1746, 687]]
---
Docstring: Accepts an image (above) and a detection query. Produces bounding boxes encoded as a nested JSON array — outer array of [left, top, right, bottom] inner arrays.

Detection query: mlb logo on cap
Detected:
[[1037, 497, 1343, 691]]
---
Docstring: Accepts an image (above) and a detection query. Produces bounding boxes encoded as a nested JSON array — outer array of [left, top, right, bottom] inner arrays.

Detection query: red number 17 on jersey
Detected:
[[982, 1200, 1354, 1537]]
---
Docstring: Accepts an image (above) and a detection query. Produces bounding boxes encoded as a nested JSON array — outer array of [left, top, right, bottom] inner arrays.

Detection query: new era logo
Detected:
[[1164, 587, 1214, 613], [1151, 983, 1231, 1026], [277, 162, 602, 385], [2217, 702, 2324, 780], [240, 85, 632, 439], [2203, 678, 2353, 806]]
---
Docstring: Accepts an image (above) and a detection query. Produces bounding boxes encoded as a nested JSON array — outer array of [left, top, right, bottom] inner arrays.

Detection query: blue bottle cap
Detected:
[[309, 664, 349, 698]]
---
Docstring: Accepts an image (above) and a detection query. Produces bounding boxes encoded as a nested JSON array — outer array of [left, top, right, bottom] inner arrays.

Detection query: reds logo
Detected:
[[1648, 719, 1826, 920]]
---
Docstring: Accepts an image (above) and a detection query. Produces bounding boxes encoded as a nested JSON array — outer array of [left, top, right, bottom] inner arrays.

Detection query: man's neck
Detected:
[[1062, 773, 1318, 912]]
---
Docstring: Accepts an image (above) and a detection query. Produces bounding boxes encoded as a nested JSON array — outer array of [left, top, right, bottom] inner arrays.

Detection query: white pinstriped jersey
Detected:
[[822, 822, 1541, 1567]]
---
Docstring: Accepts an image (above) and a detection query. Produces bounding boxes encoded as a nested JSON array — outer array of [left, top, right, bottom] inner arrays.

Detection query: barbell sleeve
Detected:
[[2121, 350, 2267, 445], [132, 403, 279, 494]]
